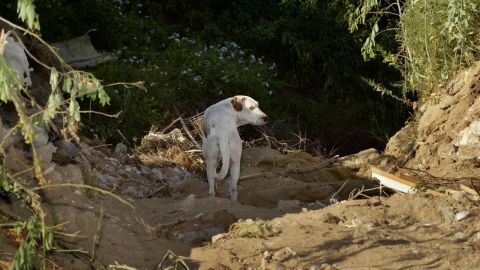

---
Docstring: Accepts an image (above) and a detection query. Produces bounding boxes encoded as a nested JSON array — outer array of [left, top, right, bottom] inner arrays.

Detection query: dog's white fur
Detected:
[[202, 95, 268, 201]]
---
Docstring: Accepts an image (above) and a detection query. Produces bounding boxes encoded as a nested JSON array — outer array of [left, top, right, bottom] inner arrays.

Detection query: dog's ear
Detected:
[[231, 96, 244, 111]]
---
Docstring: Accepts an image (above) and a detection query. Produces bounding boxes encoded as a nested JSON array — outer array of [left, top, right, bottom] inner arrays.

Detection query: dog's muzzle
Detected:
[[258, 115, 269, 125]]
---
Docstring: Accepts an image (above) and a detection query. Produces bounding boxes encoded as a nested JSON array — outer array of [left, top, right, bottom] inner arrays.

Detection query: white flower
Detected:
[[269, 63, 277, 70], [250, 55, 256, 63], [220, 46, 228, 54], [221, 75, 230, 83], [193, 75, 202, 81], [268, 90, 273, 95], [195, 51, 202, 57]]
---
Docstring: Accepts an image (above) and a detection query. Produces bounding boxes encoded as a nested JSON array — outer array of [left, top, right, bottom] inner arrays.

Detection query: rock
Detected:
[[277, 200, 301, 212], [32, 125, 57, 172], [180, 194, 195, 212], [4, 145, 34, 181], [53, 139, 79, 161], [46, 164, 84, 185], [455, 210, 470, 222], [113, 143, 128, 163], [151, 168, 165, 180], [3, 35, 33, 86], [273, 247, 296, 262], [211, 233, 227, 244]]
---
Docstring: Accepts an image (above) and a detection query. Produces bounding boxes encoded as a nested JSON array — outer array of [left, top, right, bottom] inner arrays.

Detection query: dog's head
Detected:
[[231, 95, 268, 126]]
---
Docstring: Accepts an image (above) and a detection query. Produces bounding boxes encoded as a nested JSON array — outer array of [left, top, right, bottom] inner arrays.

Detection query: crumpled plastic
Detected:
[[1, 31, 33, 86]]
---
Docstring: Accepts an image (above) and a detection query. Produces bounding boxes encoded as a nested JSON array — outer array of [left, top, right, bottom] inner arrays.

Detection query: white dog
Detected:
[[202, 95, 268, 201]]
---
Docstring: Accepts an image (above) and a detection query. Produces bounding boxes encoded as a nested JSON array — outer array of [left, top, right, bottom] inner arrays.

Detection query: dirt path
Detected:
[[2, 147, 479, 269]]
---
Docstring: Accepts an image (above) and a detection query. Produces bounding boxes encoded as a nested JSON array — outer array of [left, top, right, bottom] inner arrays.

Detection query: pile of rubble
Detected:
[[385, 61, 480, 188]]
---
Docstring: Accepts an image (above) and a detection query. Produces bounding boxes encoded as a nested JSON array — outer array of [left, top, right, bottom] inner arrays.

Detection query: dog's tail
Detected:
[[214, 136, 230, 180]]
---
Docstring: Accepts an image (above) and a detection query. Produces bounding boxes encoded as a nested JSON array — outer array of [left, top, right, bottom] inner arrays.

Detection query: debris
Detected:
[[459, 184, 480, 199], [180, 194, 195, 212], [344, 219, 363, 228], [113, 143, 128, 163], [228, 219, 281, 238], [211, 233, 227, 244], [53, 34, 116, 68], [2, 32, 32, 86], [273, 247, 296, 262], [455, 210, 470, 222], [371, 166, 415, 194], [156, 250, 189, 270], [277, 200, 301, 212], [139, 128, 203, 172], [151, 168, 165, 180], [440, 206, 455, 223]]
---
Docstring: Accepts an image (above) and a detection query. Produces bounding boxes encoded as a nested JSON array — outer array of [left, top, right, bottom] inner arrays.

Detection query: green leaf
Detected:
[[63, 77, 73, 93], [49, 68, 59, 91]]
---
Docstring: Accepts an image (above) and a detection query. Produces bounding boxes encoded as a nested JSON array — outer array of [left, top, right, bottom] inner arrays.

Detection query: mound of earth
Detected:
[[386, 61, 480, 184], [191, 193, 479, 269]]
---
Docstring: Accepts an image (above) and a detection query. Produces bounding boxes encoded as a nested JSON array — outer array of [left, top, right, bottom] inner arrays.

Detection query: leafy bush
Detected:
[[402, 0, 480, 93], [86, 34, 281, 143], [3, 0, 412, 152], [350, 0, 480, 98]]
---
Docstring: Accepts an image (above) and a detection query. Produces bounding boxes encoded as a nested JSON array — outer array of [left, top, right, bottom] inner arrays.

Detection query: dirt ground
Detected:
[[2, 146, 479, 270]]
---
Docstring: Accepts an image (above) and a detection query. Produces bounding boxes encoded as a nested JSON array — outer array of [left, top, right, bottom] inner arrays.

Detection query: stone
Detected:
[[113, 143, 128, 163], [277, 200, 302, 212], [211, 233, 227, 244], [180, 194, 195, 212], [151, 168, 165, 180], [54, 139, 79, 160], [273, 247, 296, 262]]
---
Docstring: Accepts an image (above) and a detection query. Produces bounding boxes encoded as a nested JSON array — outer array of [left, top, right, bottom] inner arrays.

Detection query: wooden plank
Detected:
[[370, 166, 442, 196], [370, 166, 417, 193], [460, 183, 480, 196]]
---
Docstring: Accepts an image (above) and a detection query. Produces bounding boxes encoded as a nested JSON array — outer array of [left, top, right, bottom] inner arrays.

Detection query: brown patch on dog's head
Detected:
[[231, 96, 244, 112]]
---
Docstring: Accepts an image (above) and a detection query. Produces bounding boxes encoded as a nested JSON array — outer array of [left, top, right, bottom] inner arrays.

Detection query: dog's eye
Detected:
[[249, 106, 255, 110]]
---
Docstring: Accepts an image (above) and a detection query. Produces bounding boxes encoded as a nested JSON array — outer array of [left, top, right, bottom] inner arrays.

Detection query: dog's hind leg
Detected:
[[204, 136, 219, 197]]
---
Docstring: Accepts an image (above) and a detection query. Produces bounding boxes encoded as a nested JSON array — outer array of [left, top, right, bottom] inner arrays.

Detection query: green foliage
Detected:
[[349, 0, 480, 98], [2, 0, 412, 152], [86, 35, 280, 143], [16, 0, 40, 30], [228, 218, 281, 238], [0, 1, 112, 268], [0, 57, 18, 103], [0, 165, 11, 193]]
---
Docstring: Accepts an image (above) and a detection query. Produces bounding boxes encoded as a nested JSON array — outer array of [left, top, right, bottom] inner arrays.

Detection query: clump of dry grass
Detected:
[[138, 125, 204, 172]]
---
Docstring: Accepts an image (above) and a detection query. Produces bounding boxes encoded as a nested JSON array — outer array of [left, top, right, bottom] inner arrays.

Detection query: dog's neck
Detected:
[[236, 119, 249, 127], [233, 108, 250, 127]]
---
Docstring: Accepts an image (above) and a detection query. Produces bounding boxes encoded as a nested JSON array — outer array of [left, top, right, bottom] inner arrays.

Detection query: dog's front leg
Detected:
[[229, 136, 242, 201], [228, 160, 240, 201]]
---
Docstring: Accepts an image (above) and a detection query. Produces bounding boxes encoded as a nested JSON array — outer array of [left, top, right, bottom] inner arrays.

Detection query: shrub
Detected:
[[350, 0, 480, 98], [85, 34, 282, 144]]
